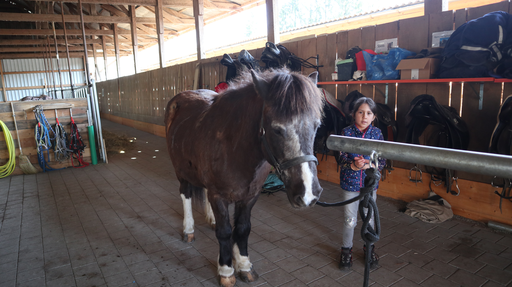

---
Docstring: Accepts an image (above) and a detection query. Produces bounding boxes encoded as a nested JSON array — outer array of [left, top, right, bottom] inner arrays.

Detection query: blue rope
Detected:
[[34, 105, 64, 172]]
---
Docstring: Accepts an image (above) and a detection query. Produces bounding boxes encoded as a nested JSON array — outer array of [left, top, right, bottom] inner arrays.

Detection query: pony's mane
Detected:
[[222, 68, 323, 120]]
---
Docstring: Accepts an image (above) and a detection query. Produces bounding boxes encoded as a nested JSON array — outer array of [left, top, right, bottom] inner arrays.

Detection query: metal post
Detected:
[[41, 40, 50, 95], [326, 135, 512, 179], [91, 79, 106, 162], [79, 0, 104, 163]]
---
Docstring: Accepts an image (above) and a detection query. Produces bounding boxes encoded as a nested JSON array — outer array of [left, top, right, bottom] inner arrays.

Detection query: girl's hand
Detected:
[[354, 156, 372, 170], [352, 156, 366, 170]]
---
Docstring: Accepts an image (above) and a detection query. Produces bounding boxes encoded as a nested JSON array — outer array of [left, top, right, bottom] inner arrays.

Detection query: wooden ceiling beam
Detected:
[[26, 0, 192, 8], [0, 52, 89, 59], [135, 23, 156, 36], [0, 12, 167, 24], [0, 50, 132, 59], [0, 46, 88, 52], [0, 28, 131, 36], [162, 7, 194, 21], [204, 0, 242, 11], [144, 6, 194, 24], [0, 38, 102, 45], [100, 4, 128, 16]]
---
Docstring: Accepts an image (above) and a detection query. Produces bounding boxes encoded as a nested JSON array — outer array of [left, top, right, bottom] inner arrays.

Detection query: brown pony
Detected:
[[165, 69, 324, 287]]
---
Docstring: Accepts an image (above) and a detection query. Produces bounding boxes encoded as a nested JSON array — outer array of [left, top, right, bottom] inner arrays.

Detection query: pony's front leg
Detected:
[[210, 198, 236, 287], [232, 199, 259, 283]]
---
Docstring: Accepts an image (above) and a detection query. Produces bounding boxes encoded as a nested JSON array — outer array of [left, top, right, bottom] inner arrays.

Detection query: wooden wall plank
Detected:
[[375, 21, 399, 41], [336, 31, 348, 60], [315, 34, 329, 83], [454, 8, 467, 29], [298, 37, 317, 76], [281, 41, 299, 57], [467, 1, 509, 20], [347, 29, 362, 50], [361, 26, 376, 51], [322, 33, 337, 96], [429, 11, 454, 47], [398, 15, 429, 53]]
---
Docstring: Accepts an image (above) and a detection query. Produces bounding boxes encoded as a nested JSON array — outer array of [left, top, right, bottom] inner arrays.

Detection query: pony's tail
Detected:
[[191, 187, 205, 210], [165, 99, 179, 136]]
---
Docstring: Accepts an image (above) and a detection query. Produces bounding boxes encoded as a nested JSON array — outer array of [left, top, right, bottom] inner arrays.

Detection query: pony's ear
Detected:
[[308, 71, 318, 85], [251, 70, 269, 99]]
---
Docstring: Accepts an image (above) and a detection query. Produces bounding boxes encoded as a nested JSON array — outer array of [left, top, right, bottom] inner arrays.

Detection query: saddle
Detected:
[[221, 50, 259, 82], [261, 42, 321, 72], [405, 94, 469, 150], [488, 94, 512, 211], [405, 94, 470, 195], [489, 94, 512, 154]]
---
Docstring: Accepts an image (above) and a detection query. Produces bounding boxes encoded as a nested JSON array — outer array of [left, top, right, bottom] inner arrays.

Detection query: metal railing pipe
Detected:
[[326, 135, 512, 179]]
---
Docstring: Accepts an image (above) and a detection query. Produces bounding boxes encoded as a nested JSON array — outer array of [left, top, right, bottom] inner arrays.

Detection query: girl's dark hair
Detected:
[[351, 97, 378, 117]]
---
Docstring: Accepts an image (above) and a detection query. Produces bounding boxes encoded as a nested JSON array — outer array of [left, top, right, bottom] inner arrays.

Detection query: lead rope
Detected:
[[54, 109, 71, 162], [317, 151, 381, 287], [34, 105, 62, 172], [69, 108, 89, 168]]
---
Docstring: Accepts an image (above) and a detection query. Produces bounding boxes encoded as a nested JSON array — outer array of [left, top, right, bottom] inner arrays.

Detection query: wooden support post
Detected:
[[155, 0, 165, 68], [102, 35, 108, 80], [0, 60, 6, 101], [51, 20, 65, 99], [113, 23, 121, 78], [193, 0, 205, 60], [78, 0, 93, 87], [266, 0, 279, 44], [130, 5, 139, 73], [61, 1, 75, 97], [424, 0, 448, 14]]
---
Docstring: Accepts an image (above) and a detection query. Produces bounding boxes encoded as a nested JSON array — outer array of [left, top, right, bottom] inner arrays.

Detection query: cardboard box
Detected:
[[396, 58, 440, 80]]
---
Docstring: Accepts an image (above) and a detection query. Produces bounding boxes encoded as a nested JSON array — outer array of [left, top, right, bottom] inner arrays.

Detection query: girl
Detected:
[[338, 96, 386, 270]]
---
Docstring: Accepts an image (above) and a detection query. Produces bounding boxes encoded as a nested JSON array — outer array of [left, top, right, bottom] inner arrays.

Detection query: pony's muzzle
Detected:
[[293, 187, 322, 207]]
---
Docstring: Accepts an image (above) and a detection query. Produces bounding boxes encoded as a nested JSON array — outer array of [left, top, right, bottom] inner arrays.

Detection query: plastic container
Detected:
[[337, 59, 353, 81]]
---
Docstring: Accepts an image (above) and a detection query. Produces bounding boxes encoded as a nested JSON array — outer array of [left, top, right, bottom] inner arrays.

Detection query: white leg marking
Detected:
[[204, 190, 216, 225], [301, 162, 316, 206], [218, 255, 235, 277], [233, 243, 252, 272], [181, 194, 194, 234]]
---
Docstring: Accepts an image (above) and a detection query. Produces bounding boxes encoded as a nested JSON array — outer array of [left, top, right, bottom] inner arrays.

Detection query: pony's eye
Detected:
[[273, 127, 286, 136]]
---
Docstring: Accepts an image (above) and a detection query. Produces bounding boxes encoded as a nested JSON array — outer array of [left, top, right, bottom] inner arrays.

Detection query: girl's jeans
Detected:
[[340, 188, 378, 248]]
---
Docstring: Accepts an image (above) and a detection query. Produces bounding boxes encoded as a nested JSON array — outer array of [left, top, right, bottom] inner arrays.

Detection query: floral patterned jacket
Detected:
[[339, 124, 386, 192]]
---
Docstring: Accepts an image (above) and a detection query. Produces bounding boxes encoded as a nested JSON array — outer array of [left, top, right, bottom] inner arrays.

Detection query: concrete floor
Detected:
[[1, 119, 511, 287]]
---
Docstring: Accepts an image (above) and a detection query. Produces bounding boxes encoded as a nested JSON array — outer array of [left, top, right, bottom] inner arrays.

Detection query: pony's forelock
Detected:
[[222, 68, 323, 121]]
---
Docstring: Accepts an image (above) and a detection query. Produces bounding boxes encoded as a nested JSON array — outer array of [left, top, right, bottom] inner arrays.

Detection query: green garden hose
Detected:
[[0, 120, 16, 178]]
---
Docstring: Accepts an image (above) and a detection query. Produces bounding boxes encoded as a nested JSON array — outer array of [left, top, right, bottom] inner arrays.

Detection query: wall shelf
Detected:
[[318, 77, 510, 111], [317, 77, 496, 85]]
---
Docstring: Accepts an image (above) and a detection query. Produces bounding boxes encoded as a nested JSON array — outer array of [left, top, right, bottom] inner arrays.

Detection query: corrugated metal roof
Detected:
[[280, 0, 424, 34], [1, 58, 85, 101]]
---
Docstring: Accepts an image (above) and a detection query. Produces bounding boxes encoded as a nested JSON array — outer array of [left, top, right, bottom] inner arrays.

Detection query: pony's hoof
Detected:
[[239, 268, 259, 283], [218, 275, 236, 287], [210, 223, 216, 230], [183, 233, 195, 243]]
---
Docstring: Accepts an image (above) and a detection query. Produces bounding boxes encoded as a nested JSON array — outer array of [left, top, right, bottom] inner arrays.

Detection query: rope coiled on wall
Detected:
[[0, 120, 16, 178]]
